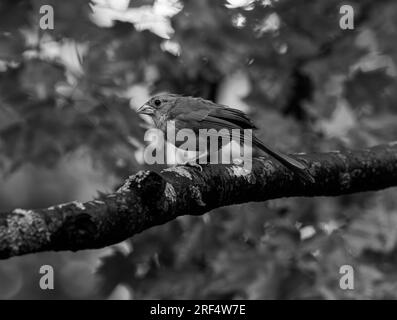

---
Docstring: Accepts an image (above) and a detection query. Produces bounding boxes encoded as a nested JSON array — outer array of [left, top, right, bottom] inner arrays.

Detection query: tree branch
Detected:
[[1, 142, 397, 259]]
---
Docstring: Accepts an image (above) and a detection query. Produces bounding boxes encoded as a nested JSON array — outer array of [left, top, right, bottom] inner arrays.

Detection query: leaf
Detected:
[[129, 0, 155, 8], [0, 104, 22, 131], [344, 69, 394, 108], [344, 204, 397, 255]]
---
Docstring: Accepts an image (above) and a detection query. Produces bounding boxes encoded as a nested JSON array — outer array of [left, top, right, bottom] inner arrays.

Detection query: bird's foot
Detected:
[[232, 158, 253, 167], [182, 161, 203, 172], [232, 158, 244, 166]]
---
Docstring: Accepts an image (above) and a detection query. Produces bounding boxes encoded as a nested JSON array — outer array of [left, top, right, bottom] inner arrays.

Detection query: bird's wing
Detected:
[[208, 106, 257, 129], [169, 97, 256, 130]]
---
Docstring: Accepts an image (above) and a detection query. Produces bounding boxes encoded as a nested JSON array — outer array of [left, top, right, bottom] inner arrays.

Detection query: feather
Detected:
[[150, 94, 314, 183]]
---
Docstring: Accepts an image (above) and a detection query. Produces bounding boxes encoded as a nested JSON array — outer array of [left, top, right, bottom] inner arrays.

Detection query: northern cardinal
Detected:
[[137, 94, 314, 183]]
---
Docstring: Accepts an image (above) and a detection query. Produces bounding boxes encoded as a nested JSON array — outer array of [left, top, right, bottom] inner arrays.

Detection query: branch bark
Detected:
[[1, 142, 397, 259]]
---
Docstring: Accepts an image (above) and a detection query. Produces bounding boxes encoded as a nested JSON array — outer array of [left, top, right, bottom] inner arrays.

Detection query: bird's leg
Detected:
[[182, 161, 203, 172], [181, 151, 209, 172], [232, 157, 253, 167], [232, 158, 244, 166]]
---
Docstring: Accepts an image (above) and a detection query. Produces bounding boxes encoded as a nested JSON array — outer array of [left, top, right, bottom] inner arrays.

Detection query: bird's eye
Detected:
[[153, 99, 161, 107]]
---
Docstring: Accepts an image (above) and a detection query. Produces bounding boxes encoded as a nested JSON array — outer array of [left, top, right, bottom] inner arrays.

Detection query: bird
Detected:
[[137, 94, 314, 183]]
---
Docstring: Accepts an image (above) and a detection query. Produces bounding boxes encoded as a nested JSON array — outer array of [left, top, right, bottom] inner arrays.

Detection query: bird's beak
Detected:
[[137, 104, 155, 115]]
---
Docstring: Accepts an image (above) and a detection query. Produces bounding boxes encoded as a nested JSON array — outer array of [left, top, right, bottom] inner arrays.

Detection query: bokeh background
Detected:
[[1, 0, 397, 299]]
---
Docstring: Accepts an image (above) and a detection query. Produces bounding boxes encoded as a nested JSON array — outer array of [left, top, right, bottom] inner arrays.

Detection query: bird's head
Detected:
[[137, 94, 179, 119]]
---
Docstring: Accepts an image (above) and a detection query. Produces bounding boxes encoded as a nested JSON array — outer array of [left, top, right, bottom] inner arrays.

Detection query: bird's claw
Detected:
[[183, 161, 203, 172], [232, 158, 244, 166]]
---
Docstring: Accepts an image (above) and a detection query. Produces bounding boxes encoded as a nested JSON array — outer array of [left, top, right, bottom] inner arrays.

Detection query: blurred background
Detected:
[[1, 0, 397, 299]]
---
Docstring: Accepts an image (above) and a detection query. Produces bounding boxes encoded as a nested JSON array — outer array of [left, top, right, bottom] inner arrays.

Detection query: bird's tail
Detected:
[[253, 137, 315, 183]]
